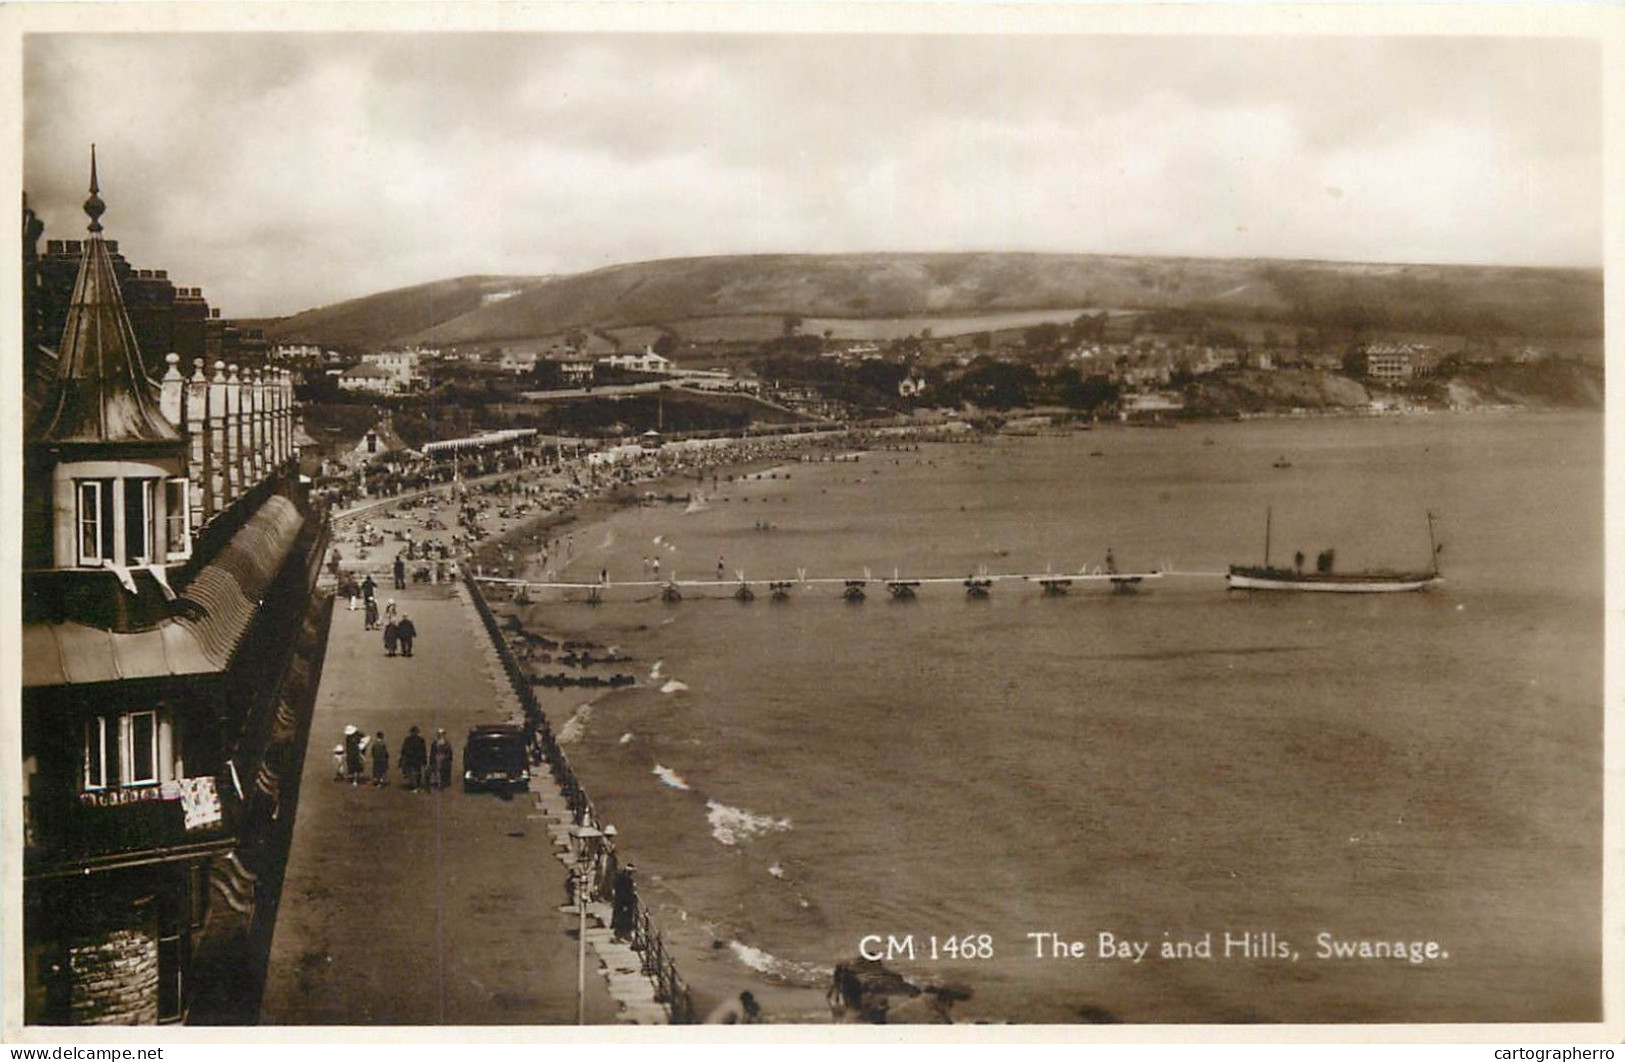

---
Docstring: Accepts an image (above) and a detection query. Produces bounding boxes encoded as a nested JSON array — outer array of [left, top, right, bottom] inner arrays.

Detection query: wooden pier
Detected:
[[476, 563, 1171, 604]]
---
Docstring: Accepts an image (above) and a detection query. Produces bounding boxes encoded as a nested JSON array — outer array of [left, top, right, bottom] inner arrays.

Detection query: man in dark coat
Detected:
[[396, 615, 417, 657], [400, 726, 428, 790], [393, 553, 406, 590], [364, 596, 379, 631], [383, 619, 399, 657], [361, 573, 377, 604], [611, 864, 639, 942]]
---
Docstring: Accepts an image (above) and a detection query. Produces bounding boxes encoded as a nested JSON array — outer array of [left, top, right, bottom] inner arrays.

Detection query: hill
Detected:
[[261, 252, 1602, 351]]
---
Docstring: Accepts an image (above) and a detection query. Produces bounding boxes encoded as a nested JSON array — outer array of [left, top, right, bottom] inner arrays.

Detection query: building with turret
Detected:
[[30, 217, 264, 377], [21, 150, 331, 1025]]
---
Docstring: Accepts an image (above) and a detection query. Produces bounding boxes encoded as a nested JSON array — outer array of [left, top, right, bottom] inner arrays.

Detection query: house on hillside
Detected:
[[599, 347, 675, 374], [336, 362, 397, 395], [361, 349, 428, 389], [558, 358, 594, 384], [499, 350, 539, 375], [271, 343, 323, 363], [1363, 342, 1416, 382], [348, 416, 410, 465]]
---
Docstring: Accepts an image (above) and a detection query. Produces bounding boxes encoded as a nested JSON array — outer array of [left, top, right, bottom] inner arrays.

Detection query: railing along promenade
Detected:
[[462, 570, 697, 1023]]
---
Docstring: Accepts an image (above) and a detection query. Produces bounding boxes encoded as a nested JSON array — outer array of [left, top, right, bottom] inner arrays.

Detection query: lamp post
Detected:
[[571, 824, 603, 1025]]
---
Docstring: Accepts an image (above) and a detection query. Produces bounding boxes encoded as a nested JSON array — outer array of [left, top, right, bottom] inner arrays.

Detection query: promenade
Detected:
[[260, 582, 628, 1025]]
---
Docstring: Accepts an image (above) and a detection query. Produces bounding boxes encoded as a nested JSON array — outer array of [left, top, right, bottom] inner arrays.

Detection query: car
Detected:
[[462, 724, 531, 793]]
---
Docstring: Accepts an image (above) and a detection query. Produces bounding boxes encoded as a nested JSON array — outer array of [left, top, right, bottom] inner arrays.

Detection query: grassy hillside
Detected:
[[261, 252, 1603, 351], [264, 275, 548, 350]]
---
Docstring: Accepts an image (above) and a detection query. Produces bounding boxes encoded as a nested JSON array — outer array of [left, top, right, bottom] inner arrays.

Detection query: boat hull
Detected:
[[1227, 568, 1441, 593]]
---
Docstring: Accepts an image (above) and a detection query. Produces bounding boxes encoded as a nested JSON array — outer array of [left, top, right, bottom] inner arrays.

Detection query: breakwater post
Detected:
[[463, 572, 697, 1024]]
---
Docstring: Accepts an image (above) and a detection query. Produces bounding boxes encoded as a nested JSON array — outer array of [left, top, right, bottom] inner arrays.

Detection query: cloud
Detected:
[[23, 32, 1603, 317]]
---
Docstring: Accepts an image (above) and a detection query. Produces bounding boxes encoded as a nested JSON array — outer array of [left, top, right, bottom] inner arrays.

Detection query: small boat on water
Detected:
[[1227, 510, 1443, 593]]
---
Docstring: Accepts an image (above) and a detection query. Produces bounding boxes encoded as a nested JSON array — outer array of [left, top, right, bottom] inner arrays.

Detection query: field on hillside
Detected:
[[800, 308, 1099, 340], [264, 252, 1604, 353]]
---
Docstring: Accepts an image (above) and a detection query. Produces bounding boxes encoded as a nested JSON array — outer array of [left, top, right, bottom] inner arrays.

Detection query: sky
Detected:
[[23, 32, 1604, 318]]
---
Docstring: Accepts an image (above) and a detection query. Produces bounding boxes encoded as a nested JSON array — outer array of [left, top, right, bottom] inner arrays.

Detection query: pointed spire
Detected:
[[84, 144, 105, 234], [28, 148, 180, 447]]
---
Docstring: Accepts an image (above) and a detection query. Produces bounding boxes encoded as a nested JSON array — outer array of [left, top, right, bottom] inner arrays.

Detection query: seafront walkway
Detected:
[[260, 581, 663, 1024]]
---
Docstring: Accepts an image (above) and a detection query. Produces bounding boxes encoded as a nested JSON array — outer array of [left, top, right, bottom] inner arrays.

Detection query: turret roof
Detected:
[[29, 147, 181, 448]]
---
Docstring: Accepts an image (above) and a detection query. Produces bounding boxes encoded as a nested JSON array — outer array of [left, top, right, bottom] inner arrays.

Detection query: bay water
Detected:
[[518, 413, 1601, 1023]]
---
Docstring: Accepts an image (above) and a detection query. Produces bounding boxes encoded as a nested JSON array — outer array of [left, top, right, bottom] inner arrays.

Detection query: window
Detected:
[[83, 716, 116, 790], [124, 477, 159, 565], [123, 711, 159, 787], [165, 479, 190, 559], [76, 479, 115, 566]]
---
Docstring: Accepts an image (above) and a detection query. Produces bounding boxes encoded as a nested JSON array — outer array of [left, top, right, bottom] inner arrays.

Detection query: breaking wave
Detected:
[[660, 679, 689, 694], [706, 798, 791, 846], [652, 765, 691, 790], [726, 940, 829, 987], [556, 702, 595, 744]]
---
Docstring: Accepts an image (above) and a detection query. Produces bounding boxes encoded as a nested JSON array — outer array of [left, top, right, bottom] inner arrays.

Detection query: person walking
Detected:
[[364, 596, 379, 631], [429, 728, 454, 789], [611, 863, 639, 942], [361, 573, 377, 605], [370, 731, 390, 786], [384, 598, 398, 623], [397, 614, 417, 658], [383, 619, 399, 657], [400, 726, 428, 791], [331, 744, 346, 782], [393, 553, 406, 590], [343, 725, 365, 786]]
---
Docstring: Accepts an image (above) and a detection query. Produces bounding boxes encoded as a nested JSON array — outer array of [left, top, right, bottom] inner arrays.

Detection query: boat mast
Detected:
[[1426, 511, 1440, 577], [1264, 507, 1272, 568]]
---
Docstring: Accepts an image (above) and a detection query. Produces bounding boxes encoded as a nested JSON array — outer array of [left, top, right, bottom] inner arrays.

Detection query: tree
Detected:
[[564, 329, 588, 353], [1023, 322, 1064, 350], [1050, 366, 1119, 411], [972, 331, 993, 352], [529, 359, 564, 390], [957, 357, 1039, 410], [782, 314, 804, 338], [652, 333, 679, 358]]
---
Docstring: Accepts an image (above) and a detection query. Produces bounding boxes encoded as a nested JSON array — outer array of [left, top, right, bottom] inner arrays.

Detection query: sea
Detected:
[[513, 412, 1602, 1024]]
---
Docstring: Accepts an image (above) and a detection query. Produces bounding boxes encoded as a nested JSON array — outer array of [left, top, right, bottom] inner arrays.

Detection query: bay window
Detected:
[[81, 710, 164, 791]]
